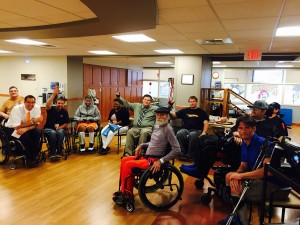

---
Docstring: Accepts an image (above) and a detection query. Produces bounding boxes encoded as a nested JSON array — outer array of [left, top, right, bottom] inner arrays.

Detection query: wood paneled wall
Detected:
[[83, 64, 143, 122]]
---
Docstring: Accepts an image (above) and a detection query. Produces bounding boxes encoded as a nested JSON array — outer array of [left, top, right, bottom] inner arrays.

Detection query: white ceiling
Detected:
[[0, 0, 300, 68]]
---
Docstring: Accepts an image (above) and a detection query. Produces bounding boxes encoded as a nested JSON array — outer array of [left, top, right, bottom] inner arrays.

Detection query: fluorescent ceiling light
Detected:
[[0, 50, 13, 53], [155, 62, 173, 65], [88, 50, 117, 55], [112, 34, 155, 42], [5, 38, 47, 45], [155, 49, 183, 54], [213, 65, 227, 67], [276, 26, 300, 37], [276, 64, 293, 68], [213, 61, 221, 64]]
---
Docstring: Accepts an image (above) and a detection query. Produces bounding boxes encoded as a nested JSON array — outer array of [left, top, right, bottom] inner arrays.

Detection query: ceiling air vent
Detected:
[[195, 38, 232, 45]]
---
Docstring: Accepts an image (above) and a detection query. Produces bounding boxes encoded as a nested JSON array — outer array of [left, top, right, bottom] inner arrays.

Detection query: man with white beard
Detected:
[[112, 107, 181, 205]]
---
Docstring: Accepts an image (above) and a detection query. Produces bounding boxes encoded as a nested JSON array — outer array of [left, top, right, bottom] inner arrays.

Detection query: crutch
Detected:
[[226, 138, 272, 225]]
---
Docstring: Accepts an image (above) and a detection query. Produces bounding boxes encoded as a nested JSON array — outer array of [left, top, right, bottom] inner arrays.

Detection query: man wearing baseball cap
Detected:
[[112, 107, 180, 205]]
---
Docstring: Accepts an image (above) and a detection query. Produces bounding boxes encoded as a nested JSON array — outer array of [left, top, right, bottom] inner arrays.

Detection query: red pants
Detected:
[[120, 156, 150, 195]]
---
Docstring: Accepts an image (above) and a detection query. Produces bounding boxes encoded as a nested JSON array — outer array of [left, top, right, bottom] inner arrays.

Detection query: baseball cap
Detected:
[[269, 102, 281, 110], [248, 100, 268, 110], [154, 107, 170, 114]]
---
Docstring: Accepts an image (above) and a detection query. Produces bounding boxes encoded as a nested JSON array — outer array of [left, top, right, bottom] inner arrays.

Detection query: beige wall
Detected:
[[0, 56, 68, 106], [174, 56, 202, 107]]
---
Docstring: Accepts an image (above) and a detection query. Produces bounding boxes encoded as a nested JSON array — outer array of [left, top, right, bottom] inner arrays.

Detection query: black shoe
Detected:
[[100, 147, 110, 155], [27, 159, 39, 168]]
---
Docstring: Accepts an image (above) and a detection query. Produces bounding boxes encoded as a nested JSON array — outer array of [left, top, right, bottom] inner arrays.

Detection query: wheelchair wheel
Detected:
[[138, 164, 184, 211], [126, 202, 135, 212], [0, 130, 10, 165]]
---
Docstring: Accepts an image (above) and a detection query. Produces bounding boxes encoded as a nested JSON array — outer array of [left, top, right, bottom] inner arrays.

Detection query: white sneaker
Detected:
[[80, 145, 85, 152]]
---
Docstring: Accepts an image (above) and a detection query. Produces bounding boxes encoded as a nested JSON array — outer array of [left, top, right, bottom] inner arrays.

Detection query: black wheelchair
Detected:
[[117, 160, 184, 212], [69, 118, 102, 153], [0, 127, 45, 169]]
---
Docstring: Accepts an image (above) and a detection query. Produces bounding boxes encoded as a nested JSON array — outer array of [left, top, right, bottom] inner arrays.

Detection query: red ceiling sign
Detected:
[[244, 50, 262, 61]]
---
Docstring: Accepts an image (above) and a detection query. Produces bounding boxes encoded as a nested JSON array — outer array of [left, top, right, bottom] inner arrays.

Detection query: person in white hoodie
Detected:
[[74, 96, 101, 151]]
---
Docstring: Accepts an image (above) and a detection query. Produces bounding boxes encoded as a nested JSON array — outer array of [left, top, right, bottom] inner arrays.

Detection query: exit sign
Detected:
[[244, 50, 262, 61]]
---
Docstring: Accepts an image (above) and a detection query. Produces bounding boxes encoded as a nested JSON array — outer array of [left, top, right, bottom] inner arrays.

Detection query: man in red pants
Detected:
[[112, 106, 180, 204]]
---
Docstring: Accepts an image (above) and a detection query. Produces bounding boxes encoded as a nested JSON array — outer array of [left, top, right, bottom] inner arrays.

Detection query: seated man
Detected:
[[99, 98, 130, 155], [266, 102, 288, 137], [112, 107, 180, 204], [224, 115, 289, 225], [44, 86, 69, 159], [4, 95, 43, 167], [74, 95, 101, 152], [0, 86, 24, 123], [170, 96, 209, 159], [117, 93, 158, 156]]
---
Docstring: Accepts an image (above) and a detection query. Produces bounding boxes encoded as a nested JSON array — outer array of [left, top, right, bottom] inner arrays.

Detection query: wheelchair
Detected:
[[42, 128, 71, 160], [117, 160, 184, 212], [0, 128, 45, 169], [70, 118, 102, 153]]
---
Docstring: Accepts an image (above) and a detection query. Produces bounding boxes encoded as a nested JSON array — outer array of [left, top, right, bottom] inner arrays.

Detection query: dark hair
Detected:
[[236, 115, 256, 128], [25, 95, 36, 102], [9, 86, 18, 91], [84, 95, 92, 100], [188, 96, 198, 102], [113, 98, 123, 104], [55, 97, 66, 104], [142, 94, 153, 101]]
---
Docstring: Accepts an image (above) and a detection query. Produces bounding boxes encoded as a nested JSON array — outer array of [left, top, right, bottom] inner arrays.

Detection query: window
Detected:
[[252, 69, 284, 83]]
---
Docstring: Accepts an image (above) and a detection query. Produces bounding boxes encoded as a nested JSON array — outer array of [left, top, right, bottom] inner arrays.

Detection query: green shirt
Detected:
[[120, 97, 158, 127]]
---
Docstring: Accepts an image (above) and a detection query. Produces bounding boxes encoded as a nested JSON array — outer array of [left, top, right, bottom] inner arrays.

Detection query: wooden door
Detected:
[[110, 68, 118, 86], [102, 67, 111, 86], [83, 64, 93, 86], [92, 66, 102, 86], [118, 69, 126, 86]]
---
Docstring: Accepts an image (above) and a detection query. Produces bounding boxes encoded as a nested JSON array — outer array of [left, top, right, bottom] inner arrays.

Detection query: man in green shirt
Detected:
[[117, 93, 158, 156]]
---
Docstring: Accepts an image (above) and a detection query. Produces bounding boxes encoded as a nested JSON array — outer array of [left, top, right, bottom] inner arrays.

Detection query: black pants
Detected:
[[4, 127, 42, 162]]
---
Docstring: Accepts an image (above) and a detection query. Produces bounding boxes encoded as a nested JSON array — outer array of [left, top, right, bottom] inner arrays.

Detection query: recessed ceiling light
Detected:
[[155, 49, 183, 54], [112, 34, 155, 42], [155, 62, 173, 65], [88, 50, 117, 55], [5, 38, 47, 45], [276, 26, 300, 37], [0, 50, 13, 53]]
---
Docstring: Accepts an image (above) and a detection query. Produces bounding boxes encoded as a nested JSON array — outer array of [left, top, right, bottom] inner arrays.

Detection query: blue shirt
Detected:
[[241, 133, 266, 171]]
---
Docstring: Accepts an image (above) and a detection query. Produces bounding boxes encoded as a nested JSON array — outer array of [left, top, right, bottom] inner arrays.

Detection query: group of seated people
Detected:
[[0, 86, 291, 224]]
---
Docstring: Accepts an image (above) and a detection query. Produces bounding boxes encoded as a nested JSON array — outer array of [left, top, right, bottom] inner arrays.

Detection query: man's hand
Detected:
[[53, 86, 60, 96], [134, 145, 142, 156], [150, 160, 161, 174], [32, 115, 43, 124], [233, 131, 242, 146]]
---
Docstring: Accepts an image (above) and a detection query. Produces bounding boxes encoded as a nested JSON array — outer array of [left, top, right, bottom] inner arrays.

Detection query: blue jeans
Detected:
[[176, 129, 202, 154], [44, 128, 66, 156]]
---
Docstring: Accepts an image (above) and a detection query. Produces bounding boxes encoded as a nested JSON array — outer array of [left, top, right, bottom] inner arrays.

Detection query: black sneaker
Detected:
[[80, 144, 85, 152], [112, 195, 126, 205], [100, 147, 110, 155], [88, 143, 94, 151]]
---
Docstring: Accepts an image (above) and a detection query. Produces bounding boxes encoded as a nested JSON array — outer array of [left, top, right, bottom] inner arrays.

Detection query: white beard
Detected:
[[156, 118, 168, 127]]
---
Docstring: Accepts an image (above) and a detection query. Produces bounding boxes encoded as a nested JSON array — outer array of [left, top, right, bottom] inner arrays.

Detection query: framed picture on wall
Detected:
[[181, 74, 194, 85]]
